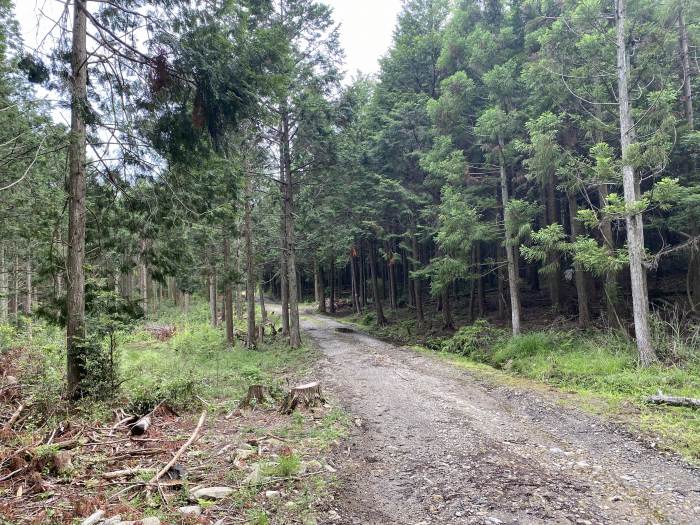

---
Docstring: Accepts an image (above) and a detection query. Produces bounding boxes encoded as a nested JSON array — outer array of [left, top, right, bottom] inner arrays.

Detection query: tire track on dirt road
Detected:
[[301, 314, 700, 525]]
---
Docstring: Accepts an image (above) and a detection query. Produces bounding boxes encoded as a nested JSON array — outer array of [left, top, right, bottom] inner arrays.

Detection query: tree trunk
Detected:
[[679, 8, 694, 130], [314, 259, 326, 313], [367, 240, 386, 326], [209, 271, 218, 327], [330, 259, 336, 313], [499, 136, 521, 335], [476, 241, 485, 316], [404, 248, 413, 307], [411, 233, 424, 325], [387, 240, 397, 311], [350, 249, 362, 314], [615, 0, 656, 365], [0, 244, 7, 323], [279, 206, 290, 336], [66, 0, 88, 399], [12, 253, 19, 321], [359, 244, 367, 307], [281, 110, 301, 348], [23, 254, 31, 315], [259, 281, 268, 324], [223, 236, 234, 347], [140, 239, 148, 318], [244, 175, 256, 348], [567, 193, 591, 327], [442, 288, 454, 330], [546, 172, 560, 311]]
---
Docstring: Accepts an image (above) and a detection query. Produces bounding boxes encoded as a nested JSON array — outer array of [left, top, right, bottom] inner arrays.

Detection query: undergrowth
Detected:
[[0, 300, 315, 424]]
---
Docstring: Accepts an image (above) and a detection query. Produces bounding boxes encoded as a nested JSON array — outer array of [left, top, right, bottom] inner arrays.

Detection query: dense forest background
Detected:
[[1, 0, 699, 398]]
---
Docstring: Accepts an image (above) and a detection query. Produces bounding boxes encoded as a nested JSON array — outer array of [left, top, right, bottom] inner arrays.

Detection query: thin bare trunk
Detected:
[[281, 110, 301, 348], [244, 175, 256, 348], [314, 259, 326, 313], [140, 248, 148, 318], [25, 255, 31, 315], [209, 271, 218, 327], [259, 281, 268, 324], [330, 260, 336, 313], [411, 233, 424, 325], [66, 0, 88, 398], [679, 9, 694, 130], [616, 0, 656, 365], [368, 240, 386, 326], [223, 236, 234, 347], [568, 193, 591, 327], [499, 137, 521, 335], [12, 254, 19, 321], [0, 244, 7, 323], [350, 250, 362, 314]]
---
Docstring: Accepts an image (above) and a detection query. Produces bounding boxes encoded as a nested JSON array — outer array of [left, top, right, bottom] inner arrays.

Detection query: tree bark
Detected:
[[281, 110, 301, 348], [498, 136, 521, 335], [140, 239, 148, 318], [209, 271, 218, 327], [615, 0, 656, 366], [25, 255, 31, 315], [567, 193, 591, 327], [367, 239, 386, 325], [679, 8, 694, 130], [259, 281, 268, 325], [244, 175, 256, 348], [66, 0, 88, 399], [12, 253, 19, 321], [330, 259, 336, 313], [314, 259, 326, 313], [546, 172, 560, 311], [223, 236, 234, 347], [0, 244, 7, 323], [442, 288, 454, 330], [476, 241, 485, 316], [411, 232, 424, 325], [279, 205, 290, 336], [350, 249, 362, 314]]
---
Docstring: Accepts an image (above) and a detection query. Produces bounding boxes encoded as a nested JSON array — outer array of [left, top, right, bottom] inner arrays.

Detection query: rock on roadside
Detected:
[[189, 486, 234, 502]]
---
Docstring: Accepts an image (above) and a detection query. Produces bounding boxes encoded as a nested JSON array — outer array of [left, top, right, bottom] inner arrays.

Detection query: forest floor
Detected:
[[298, 311, 700, 525], [0, 307, 349, 525]]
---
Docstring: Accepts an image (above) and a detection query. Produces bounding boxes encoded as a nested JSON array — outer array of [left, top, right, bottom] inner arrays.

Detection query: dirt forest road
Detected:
[[298, 313, 700, 525]]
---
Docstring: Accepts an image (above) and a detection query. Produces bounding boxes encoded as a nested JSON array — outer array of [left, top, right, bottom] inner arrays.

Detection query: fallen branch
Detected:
[[102, 466, 153, 480], [646, 393, 700, 409], [148, 410, 206, 486], [3, 402, 26, 431]]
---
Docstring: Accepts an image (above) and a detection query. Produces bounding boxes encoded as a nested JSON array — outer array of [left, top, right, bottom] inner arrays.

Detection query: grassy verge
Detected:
[[342, 309, 700, 463]]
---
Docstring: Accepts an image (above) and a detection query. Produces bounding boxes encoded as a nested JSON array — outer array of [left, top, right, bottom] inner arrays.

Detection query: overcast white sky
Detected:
[[14, 0, 403, 80]]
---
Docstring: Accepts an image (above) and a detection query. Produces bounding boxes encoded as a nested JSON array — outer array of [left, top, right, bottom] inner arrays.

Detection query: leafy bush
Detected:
[[441, 320, 503, 360], [491, 331, 557, 368], [127, 377, 200, 414], [170, 323, 225, 354]]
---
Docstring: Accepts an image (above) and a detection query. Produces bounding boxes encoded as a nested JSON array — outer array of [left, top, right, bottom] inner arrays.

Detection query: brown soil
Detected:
[[301, 314, 700, 525]]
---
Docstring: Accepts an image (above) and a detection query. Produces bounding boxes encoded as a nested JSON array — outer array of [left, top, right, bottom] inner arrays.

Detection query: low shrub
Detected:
[[441, 319, 504, 361]]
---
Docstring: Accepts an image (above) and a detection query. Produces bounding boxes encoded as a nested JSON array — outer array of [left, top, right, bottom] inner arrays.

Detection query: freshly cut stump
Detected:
[[240, 385, 272, 409], [279, 382, 324, 414]]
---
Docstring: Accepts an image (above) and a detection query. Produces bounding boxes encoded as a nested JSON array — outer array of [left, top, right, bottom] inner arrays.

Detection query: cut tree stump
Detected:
[[240, 385, 272, 409], [279, 382, 324, 414], [646, 393, 700, 409]]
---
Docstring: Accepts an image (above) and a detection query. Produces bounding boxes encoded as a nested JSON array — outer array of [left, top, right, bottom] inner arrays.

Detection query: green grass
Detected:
[[121, 302, 317, 412]]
